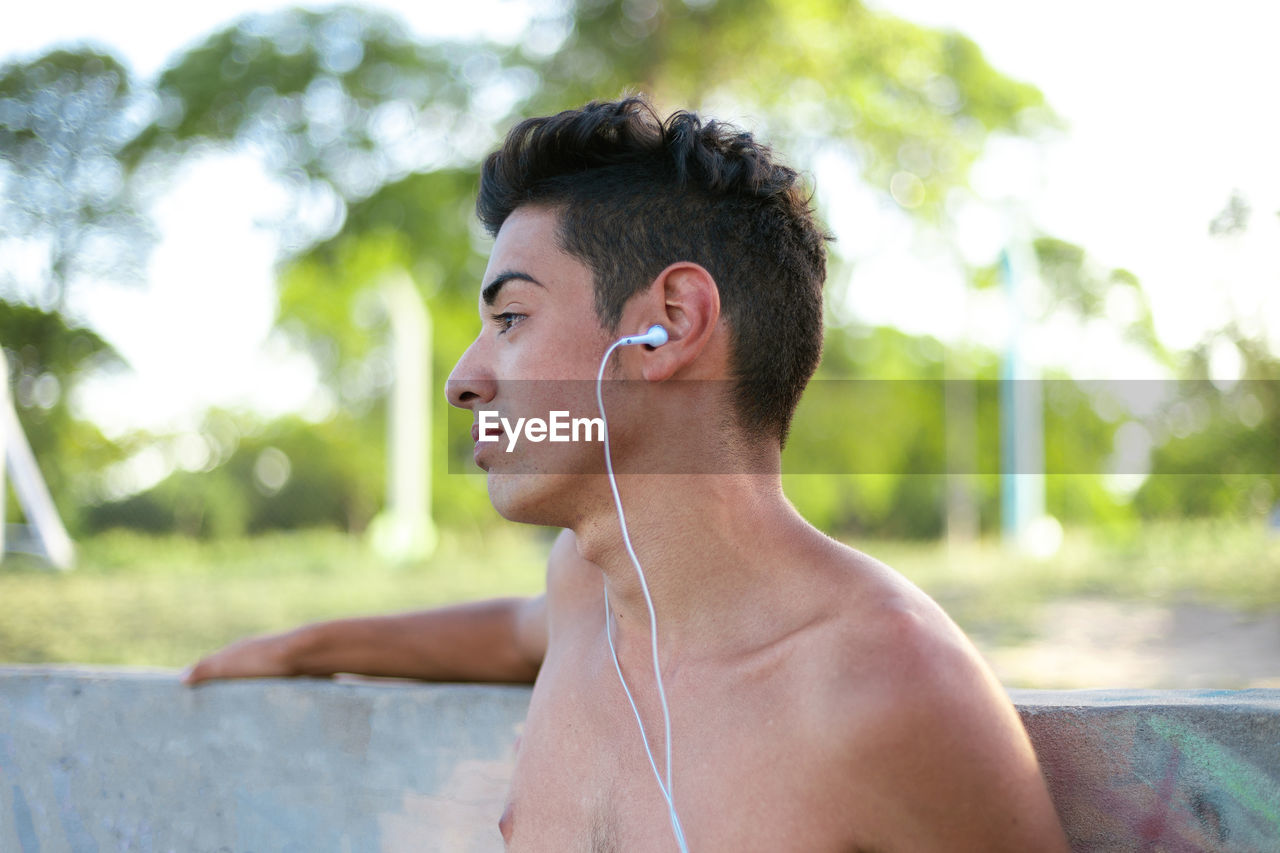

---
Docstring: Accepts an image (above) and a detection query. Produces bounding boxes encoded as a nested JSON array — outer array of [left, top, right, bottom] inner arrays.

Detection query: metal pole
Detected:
[[999, 246, 1045, 550]]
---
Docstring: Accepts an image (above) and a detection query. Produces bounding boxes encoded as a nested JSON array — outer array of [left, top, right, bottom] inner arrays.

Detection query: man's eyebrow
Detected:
[[482, 270, 544, 306]]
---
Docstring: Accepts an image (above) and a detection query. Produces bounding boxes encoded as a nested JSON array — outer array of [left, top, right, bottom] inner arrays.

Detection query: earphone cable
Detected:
[[596, 339, 690, 853]]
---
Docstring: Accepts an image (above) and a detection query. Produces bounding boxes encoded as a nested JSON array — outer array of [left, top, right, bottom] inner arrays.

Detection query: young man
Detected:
[[186, 97, 1069, 851]]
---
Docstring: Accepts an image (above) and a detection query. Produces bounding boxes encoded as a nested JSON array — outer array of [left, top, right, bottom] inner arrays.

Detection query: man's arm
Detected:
[[181, 528, 596, 686], [182, 595, 548, 685]]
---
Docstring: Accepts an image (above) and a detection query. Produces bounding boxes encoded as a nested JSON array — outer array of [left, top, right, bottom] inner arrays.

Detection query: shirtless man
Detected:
[[186, 97, 1069, 851]]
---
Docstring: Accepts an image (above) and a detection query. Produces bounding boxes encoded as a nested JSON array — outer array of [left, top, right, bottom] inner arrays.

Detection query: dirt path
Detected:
[[978, 598, 1280, 689]]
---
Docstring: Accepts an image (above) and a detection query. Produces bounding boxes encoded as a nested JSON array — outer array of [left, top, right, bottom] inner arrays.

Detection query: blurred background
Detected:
[[1, 0, 1277, 688]]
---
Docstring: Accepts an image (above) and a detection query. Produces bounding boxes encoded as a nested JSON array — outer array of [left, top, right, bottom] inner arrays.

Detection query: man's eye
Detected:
[[492, 311, 527, 334]]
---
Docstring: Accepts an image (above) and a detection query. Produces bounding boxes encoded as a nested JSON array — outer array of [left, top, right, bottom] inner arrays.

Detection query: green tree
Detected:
[[527, 0, 1050, 218], [1131, 190, 1280, 521], [122, 7, 515, 248], [83, 411, 387, 538], [0, 49, 151, 311], [1134, 330, 1280, 519]]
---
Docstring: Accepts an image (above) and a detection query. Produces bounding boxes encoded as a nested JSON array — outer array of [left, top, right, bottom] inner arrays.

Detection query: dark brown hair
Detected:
[[477, 96, 828, 444]]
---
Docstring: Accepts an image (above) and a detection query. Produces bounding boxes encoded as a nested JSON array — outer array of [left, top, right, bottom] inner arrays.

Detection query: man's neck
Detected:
[[571, 472, 821, 661]]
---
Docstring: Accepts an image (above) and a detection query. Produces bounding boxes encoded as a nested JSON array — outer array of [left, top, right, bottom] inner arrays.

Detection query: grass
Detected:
[[2, 519, 1278, 668], [0, 526, 551, 668], [871, 518, 1280, 645]]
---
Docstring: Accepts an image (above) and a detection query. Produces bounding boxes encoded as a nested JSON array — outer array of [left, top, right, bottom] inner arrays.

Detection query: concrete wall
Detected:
[[1, 667, 1277, 852], [1017, 689, 1280, 852]]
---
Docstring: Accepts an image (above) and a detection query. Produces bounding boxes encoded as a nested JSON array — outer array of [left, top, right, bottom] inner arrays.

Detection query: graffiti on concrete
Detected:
[[1022, 701, 1280, 853]]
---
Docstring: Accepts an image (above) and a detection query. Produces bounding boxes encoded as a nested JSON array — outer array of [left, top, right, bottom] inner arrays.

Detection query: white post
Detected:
[[0, 350, 7, 559], [0, 348, 75, 569], [368, 271, 436, 563]]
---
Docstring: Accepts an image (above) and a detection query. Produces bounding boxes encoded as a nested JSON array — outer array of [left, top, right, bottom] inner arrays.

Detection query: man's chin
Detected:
[[485, 470, 571, 527], [486, 466, 601, 525]]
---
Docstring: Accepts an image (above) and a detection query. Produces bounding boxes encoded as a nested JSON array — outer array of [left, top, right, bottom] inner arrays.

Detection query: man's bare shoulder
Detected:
[[808, 542, 982, 687], [798, 542, 1069, 851], [804, 543, 1016, 761]]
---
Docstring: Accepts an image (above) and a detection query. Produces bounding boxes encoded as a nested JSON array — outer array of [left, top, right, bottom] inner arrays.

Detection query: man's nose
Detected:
[[445, 342, 497, 411]]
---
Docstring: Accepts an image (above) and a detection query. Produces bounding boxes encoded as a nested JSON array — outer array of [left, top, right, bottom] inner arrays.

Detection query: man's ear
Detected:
[[637, 262, 721, 382]]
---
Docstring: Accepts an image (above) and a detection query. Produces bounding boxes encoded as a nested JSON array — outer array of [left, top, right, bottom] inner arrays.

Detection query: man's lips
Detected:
[[470, 422, 491, 471], [471, 420, 503, 445]]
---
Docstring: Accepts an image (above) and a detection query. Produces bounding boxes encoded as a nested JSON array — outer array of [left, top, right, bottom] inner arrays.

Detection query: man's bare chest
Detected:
[[499, 653, 854, 851]]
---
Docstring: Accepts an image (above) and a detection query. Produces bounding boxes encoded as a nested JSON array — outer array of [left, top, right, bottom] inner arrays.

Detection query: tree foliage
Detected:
[[527, 0, 1051, 217], [123, 6, 516, 252], [83, 412, 384, 538], [0, 49, 151, 310]]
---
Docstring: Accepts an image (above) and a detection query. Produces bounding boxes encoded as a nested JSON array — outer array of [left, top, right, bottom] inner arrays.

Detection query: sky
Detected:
[[3, 0, 1279, 437]]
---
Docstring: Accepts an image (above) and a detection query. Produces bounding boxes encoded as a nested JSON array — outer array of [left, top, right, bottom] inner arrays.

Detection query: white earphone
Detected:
[[615, 324, 669, 349], [596, 324, 689, 852]]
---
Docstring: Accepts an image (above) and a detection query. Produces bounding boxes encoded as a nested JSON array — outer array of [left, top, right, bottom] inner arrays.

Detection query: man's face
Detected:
[[446, 205, 614, 522]]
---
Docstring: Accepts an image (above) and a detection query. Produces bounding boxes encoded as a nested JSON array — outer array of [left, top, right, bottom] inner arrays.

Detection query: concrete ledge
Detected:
[[0, 667, 527, 853], [1014, 688, 1280, 851], [2, 667, 1278, 852]]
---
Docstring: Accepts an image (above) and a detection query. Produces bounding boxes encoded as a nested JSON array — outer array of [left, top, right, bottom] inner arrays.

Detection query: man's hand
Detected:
[[182, 631, 303, 686]]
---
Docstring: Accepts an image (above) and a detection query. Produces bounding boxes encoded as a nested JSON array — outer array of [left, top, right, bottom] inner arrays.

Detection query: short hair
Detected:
[[476, 96, 829, 444]]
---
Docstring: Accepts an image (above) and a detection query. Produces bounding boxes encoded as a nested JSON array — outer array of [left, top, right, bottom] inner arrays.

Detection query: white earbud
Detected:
[[616, 324, 669, 348]]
